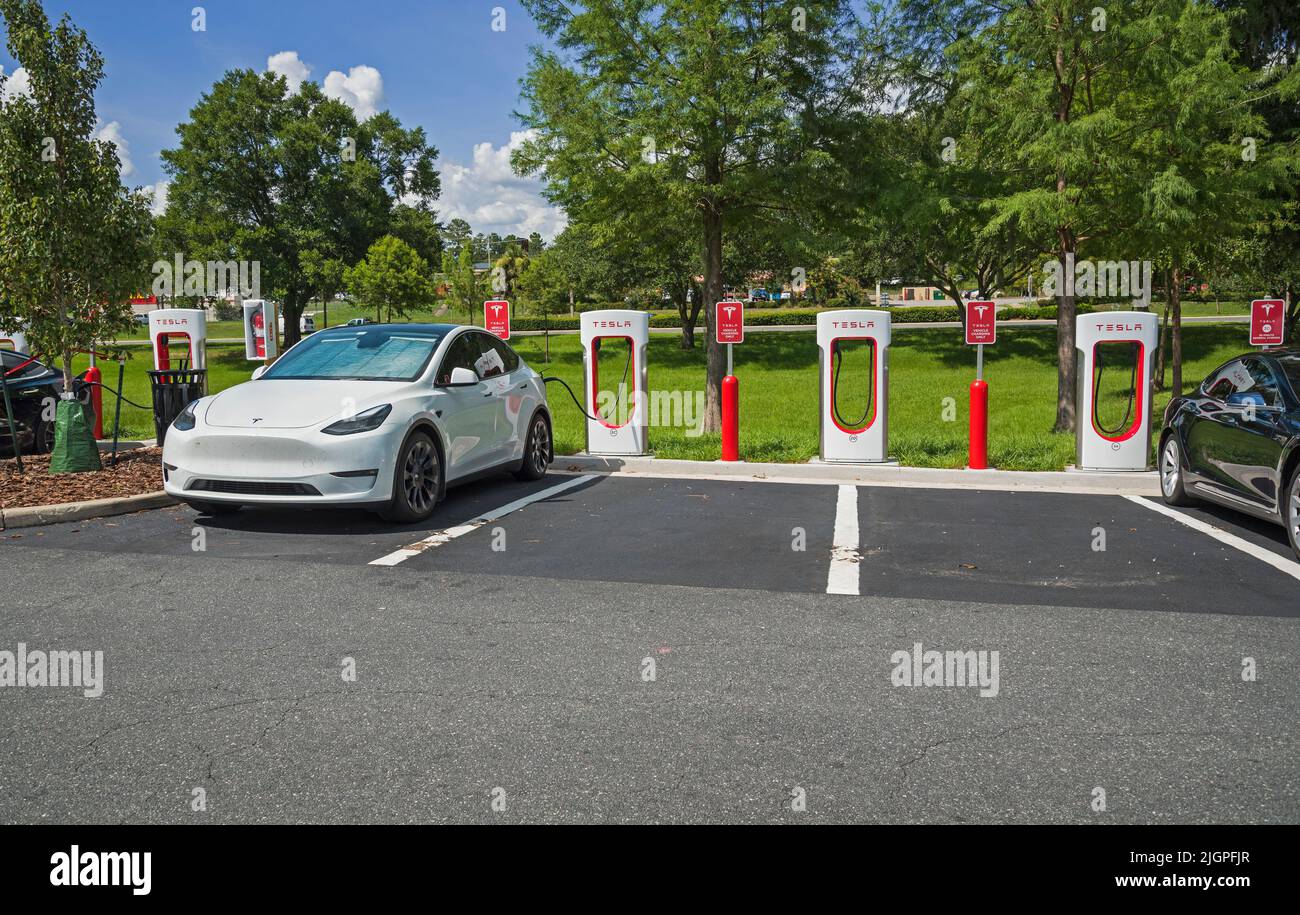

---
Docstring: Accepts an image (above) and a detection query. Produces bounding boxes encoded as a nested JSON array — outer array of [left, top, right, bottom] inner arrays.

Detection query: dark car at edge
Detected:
[[1159, 348, 1300, 560]]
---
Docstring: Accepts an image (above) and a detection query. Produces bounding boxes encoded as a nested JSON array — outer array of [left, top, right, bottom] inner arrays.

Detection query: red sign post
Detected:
[[716, 301, 744, 461], [964, 301, 996, 470], [965, 300, 996, 345], [1250, 299, 1285, 347], [484, 300, 511, 339], [716, 300, 744, 345]]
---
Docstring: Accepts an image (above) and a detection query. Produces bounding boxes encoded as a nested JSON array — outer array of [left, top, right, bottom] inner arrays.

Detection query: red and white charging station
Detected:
[[149, 308, 207, 371], [1075, 311, 1158, 471], [817, 309, 891, 463], [580, 309, 649, 456]]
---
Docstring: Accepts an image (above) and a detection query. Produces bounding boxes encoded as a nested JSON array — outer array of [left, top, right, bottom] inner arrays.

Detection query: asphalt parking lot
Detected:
[[1, 470, 1297, 823]]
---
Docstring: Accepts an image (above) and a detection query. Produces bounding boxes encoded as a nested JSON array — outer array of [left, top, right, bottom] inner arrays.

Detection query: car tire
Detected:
[[381, 430, 442, 523], [1159, 434, 1196, 507], [513, 413, 551, 481], [185, 500, 242, 515], [1285, 468, 1300, 563], [33, 418, 55, 454]]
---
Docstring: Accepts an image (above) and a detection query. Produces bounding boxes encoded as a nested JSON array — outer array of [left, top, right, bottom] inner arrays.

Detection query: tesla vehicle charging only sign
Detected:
[[485, 300, 510, 340], [965, 301, 996, 345], [716, 301, 744, 344], [1250, 299, 1285, 346]]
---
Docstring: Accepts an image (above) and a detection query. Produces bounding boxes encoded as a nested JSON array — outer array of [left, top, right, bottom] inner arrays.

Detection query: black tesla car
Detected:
[[0, 349, 69, 454], [1159, 349, 1300, 560]]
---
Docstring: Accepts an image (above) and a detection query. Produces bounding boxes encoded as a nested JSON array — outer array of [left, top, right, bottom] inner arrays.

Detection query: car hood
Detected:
[[203, 379, 409, 429]]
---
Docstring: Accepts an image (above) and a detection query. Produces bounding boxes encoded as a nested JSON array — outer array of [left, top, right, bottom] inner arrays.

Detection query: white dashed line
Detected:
[[827, 484, 861, 595], [370, 474, 597, 567], [1123, 494, 1300, 583]]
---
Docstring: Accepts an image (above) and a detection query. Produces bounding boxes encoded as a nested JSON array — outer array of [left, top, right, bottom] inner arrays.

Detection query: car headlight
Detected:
[[172, 401, 198, 431], [322, 403, 392, 435]]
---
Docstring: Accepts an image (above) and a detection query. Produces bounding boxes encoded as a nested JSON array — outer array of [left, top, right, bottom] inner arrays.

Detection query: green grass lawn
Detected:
[[78, 323, 1255, 469]]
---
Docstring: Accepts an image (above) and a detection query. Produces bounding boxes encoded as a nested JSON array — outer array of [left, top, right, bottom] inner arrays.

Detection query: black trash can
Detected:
[[147, 369, 206, 445]]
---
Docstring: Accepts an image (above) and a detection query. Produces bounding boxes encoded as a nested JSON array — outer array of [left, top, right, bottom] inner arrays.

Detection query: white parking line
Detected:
[[1123, 494, 1300, 583], [369, 474, 598, 567], [827, 484, 861, 595]]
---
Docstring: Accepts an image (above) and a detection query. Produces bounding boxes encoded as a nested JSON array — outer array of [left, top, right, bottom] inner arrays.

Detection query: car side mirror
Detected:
[[445, 366, 479, 386], [251, 365, 267, 380]]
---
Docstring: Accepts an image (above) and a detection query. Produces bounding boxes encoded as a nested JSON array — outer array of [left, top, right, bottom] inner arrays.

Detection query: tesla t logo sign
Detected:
[[484, 300, 510, 340], [1251, 299, 1285, 346], [716, 300, 744, 344], [965, 301, 996, 345]]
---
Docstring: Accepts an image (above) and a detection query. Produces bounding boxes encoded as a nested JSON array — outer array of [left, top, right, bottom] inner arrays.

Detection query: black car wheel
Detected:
[[381, 430, 441, 523], [34, 418, 55, 454], [513, 413, 551, 481], [1159, 435, 1196, 506], [1286, 469, 1300, 563]]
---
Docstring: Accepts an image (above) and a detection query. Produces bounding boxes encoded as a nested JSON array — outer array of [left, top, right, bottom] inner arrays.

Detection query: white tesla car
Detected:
[[161, 323, 553, 522]]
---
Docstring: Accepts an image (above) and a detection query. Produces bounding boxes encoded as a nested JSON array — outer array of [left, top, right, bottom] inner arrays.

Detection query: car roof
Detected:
[[317, 322, 461, 335]]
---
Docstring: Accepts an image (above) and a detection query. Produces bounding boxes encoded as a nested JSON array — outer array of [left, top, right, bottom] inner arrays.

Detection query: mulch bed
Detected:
[[0, 447, 163, 510]]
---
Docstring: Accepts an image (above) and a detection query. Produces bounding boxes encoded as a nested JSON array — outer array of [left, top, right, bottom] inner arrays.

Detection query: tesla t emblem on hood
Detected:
[[251, 417, 263, 424]]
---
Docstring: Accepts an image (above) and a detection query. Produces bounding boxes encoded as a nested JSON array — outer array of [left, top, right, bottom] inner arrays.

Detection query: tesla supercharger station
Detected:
[[817, 309, 891, 463], [580, 309, 649, 456], [149, 308, 207, 371], [1075, 311, 1158, 471]]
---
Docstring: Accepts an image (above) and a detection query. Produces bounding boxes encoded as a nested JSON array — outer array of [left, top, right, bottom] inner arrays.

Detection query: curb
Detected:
[[555, 454, 1162, 496], [0, 491, 177, 531]]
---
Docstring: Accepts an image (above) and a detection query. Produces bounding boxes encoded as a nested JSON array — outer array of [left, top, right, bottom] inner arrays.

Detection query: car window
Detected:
[[262, 327, 443, 381], [435, 333, 479, 384], [1274, 354, 1300, 400], [488, 336, 520, 374], [1243, 357, 1284, 408], [0, 350, 44, 380], [1203, 360, 1252, 401], [468, 332, 508, 379]]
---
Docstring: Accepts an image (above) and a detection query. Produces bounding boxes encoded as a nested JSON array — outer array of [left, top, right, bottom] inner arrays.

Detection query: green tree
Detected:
[[160, 69, 439, 347], [345, 235, 434, 323], [516, 0, 865, 432], [0, 0, 153, 470], [441, 245, 485, 324]]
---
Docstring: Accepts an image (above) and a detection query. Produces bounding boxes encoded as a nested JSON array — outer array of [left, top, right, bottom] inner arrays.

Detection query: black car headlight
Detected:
[[172, 401, 198, 432], [322, 403, 392, 435]]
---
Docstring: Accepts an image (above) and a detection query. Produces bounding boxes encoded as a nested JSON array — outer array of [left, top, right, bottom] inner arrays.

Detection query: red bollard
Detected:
[[85, 365, 104, 440], [969, 379, 988, 469], [721, 374, 739, 461]]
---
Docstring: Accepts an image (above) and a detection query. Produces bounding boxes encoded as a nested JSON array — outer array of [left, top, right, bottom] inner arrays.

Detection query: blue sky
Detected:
[[0, 0, 565, 238]]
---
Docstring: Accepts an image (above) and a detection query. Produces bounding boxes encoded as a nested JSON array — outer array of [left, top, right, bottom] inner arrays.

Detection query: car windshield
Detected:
[[262, 327, 443, 381]]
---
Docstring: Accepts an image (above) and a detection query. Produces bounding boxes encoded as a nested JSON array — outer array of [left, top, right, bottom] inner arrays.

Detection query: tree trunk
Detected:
[[675, 284, 694, 349], [1171, 264, 1183, 396], [1155, 303, 1169, 391], [1053, 238, 1077, 434], [701, 197, 724, 435]]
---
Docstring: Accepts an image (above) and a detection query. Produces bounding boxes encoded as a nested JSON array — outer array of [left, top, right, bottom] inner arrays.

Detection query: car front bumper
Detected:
[[161, 423, 403, 507]]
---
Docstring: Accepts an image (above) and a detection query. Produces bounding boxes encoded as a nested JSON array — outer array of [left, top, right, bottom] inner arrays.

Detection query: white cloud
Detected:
[[94, 120, 134, 177], [264, 52, 385, 121], [322, 65, 384, 121], [438, 130, 567, 241], [144, 180, 169, 216], [1, 65, 31, 103], [266, 50, 311, 93]]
